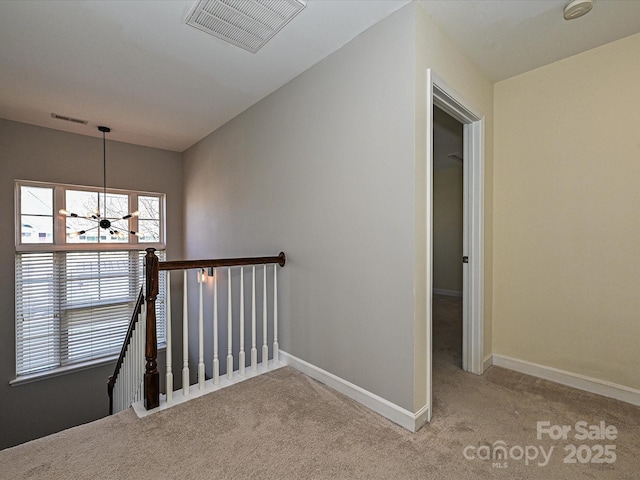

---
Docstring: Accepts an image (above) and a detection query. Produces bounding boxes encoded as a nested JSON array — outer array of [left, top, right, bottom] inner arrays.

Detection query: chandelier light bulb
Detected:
[[121, 210, 140, 220], [59, 209, 79, 217]]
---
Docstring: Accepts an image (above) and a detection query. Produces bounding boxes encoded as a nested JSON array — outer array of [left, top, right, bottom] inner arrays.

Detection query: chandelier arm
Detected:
[[67, 224, 100, 237], [106, 218, 142, 237]]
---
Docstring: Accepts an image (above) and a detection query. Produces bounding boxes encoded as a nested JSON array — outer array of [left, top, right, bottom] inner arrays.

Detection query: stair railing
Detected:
[[143, 248, 286, 411], [107, 287, 146, 414]]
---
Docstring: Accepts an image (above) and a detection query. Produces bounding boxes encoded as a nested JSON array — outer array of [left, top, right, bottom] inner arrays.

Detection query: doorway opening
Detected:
[[425, 70, 484, 421], [432, 106, 464, 371]]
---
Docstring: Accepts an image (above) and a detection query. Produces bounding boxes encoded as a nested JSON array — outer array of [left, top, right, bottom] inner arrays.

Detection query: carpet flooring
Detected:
[[2, 295, 639, 479]]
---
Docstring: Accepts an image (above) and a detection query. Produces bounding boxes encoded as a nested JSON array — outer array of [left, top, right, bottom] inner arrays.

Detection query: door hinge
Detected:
[[462, 256, 469, 264]]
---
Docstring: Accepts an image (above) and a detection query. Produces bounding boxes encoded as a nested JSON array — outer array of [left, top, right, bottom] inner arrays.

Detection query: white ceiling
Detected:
[[0, 0, 410, 152], [1, 0, 639, 153], [418, 0, 640, 82]]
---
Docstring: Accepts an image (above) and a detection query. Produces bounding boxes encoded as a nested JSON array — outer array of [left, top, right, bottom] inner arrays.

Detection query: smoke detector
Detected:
[[185, 0, 306, 53], [563, 0, 593, 20]]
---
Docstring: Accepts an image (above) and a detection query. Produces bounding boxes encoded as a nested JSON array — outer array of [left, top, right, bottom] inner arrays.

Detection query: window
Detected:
[[65, 189, 130, 243], [14, 181, 166, 380], [20, 185, 53, 244]]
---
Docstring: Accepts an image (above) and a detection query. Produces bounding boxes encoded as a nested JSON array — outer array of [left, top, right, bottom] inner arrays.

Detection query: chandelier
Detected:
[[59, 126, 142, 239]]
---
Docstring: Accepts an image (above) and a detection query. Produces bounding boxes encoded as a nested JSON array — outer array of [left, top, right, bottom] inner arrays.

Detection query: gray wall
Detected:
[[183, 7, 417, 410], [0, 119, 183, 448]]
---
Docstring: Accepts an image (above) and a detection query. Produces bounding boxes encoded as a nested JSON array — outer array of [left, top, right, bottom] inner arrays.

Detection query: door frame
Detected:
[[426, 69, 485, 417]]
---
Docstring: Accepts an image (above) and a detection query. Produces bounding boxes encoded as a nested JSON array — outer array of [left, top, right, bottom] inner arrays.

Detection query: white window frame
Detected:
[[13, 180, 167, 384], [16, 180, 165, 252]]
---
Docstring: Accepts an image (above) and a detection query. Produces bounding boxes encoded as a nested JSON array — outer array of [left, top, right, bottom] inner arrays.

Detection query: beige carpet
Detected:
[[2, 296, 639, 479]]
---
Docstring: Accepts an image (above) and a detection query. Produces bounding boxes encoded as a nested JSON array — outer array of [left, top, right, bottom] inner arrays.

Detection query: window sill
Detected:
[[10, 344, 166, 387], [15, 243, 166, 253]]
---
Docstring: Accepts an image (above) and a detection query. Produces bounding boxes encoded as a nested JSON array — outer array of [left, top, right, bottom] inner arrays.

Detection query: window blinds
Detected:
[[15, 250, 165, 376], [15, 252, 59, 374]]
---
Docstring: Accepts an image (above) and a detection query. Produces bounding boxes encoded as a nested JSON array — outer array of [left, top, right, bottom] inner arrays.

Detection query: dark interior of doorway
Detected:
[[432, 106, 464, 373]]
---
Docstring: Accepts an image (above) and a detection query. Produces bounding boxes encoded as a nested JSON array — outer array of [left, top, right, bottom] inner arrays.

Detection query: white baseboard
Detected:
[[132, 361, 286, 418], [483, 354, 493, 372], [280, 351, 429, 432], [433, 288, 462, 298], [491, 354, 640, 407]]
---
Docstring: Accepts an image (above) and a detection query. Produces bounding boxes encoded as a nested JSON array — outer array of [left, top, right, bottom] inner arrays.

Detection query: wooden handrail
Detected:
[[143, 248, 286, 410], [158, 252, 286, 271], [107, 287, 145, 415]]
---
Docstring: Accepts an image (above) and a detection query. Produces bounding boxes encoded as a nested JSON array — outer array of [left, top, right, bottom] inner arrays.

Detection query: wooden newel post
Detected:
[[144, 247, 160, 410]]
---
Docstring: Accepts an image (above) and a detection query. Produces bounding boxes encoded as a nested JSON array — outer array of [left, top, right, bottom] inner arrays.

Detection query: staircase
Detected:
[[108, 249, 286, 415]]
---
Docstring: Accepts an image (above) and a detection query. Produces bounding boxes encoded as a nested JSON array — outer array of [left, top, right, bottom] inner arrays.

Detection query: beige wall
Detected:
[[414, 4, 494, 409], [493, 33, 640, 390], [0, 119, 183, 448], [433, 167, 463, 292]]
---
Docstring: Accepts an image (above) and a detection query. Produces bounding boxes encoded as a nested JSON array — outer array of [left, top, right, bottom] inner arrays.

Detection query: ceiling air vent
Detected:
[[51, 113, 88, 125], [185, 0, 306, 53]]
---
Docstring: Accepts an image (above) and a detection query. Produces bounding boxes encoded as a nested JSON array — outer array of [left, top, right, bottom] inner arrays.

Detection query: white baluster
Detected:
[[126, 343, 130, 408], [273, 265, 279, 364], [130, 339, 134, 403], [128, 322, 132, 407], [134, 326, 138, 399], [133, 335, 138, 404], [198, 270, 205, 391], [128, 335, 133, 404], [251, 265, 257, 371], [262, 265, 268, 368], [182, 269, 189, 396], [117, 381, 121, 413], [227, 267, 233, 380], [213, 268, 219, 385], [140, 303, 146, 403], [166, 271, 173, 403], [239, 267, 245, 376]]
